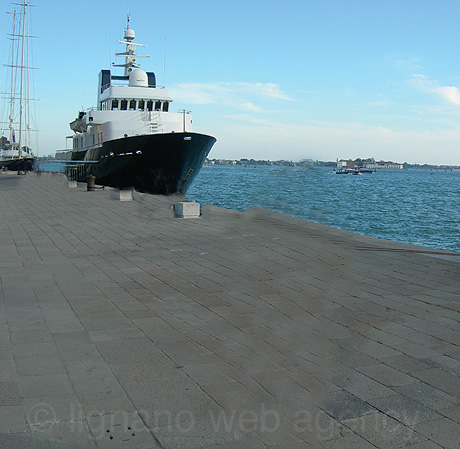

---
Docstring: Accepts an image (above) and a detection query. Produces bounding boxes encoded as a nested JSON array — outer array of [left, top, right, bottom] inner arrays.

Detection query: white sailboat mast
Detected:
[[9, 10, 16, 146], [25, 0, 31, 152], [18, 1, 27, 157]]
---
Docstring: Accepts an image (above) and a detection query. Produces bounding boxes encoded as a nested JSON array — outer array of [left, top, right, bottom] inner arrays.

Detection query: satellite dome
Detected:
[[129, 69, 148, 87], [124, 27, 135, 41]]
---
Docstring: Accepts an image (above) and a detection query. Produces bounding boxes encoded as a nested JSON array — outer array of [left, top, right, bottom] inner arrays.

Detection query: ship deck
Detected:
[[1, 172, 460, 448]]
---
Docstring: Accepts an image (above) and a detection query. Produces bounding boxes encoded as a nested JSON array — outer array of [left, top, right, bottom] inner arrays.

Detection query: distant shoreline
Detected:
[[204, 158, 460, 170]]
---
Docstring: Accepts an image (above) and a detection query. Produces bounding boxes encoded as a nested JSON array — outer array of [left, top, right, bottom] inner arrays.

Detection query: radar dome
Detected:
[[124, 27, 135, 41], [129, 69, 148, 87]]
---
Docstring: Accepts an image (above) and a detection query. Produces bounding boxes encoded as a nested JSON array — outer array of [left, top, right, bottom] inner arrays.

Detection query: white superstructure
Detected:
[[66, 18, 192, 154]]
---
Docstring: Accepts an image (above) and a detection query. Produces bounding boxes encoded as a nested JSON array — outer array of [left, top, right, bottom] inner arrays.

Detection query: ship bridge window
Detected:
[[121, 100, 128, 110], [129, 100, 136, 110], [162, 102, 169, 112], [147, 100, 153, 111], [111, 99, 119, 110], [155, 100, 161, 111], [138, 100, 145, 110]]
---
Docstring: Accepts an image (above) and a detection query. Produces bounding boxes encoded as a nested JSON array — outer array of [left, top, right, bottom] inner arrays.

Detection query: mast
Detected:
[[25, 0, 31, 153], [8, 10, 16, 146], [18, 0, 26, 157], [113, 15, 148, 77], [3, 0, 37, 158]]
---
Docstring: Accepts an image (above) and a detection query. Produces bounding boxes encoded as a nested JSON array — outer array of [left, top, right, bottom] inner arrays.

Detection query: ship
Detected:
[[0, 0, 36, 172], [56, 17, 216, 195]]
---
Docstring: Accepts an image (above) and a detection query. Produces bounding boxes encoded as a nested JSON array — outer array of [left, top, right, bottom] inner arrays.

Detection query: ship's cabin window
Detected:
[[138, 100, 145, 110], [147, 100, 153, 111], [120, 100, 128, 110], [162, 102, 169, 112], [111, 99, 119, 110], [155, 100, 161, 111], [129, 100, 136, 110]]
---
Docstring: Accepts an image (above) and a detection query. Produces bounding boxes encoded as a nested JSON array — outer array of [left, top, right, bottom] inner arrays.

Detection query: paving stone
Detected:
[[29, 420, 98, 448], [2, 174, 460, 448], [321, 389, 378, 421], [422, 354, 460, 375], [395, 441, 444, 449], [0, 405, 26, 434], [393, 380, 459, 411], [438, 404, 460, 424], [15, 354, 66, 376], [324, 433, 378, 448], [23, 396, 83, 426], [87, 411, 161, 448], [342, 412, 424, 448], [412, 417, 460, 449], [52, 330, 93, 349], [10, 329, 53, 345], [19, 374, 74, 399], [380, 354, 432, 373], [367, 393, 441, 426], [356, 364, 415, 387], [411, 368, 460, 395], [332, 371, 395, 401], [12, 341, 59, 357], [0, 381, 22, 406]]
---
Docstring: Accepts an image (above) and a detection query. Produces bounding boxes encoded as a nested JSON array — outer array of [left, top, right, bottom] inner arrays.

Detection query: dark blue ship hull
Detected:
[[67, 132, 216, 195]]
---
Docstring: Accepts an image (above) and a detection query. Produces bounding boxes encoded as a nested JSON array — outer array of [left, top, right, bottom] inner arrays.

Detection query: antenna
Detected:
[[163, 38, 166, 87]]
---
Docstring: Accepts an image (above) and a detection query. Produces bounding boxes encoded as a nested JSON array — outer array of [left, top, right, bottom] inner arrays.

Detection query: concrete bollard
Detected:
[[175, 201, 201, 218], [109, 188, 133, 201], [86, 175, 96, 191]]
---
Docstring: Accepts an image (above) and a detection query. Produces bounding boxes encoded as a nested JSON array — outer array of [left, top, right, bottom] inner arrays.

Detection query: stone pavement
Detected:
[[1, 172, 460, 449]]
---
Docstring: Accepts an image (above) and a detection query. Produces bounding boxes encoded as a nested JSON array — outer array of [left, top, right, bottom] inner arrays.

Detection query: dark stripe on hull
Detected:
[[72, 132, 215, 195]]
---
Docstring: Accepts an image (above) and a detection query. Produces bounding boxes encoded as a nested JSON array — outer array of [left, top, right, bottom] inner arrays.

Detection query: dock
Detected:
[[1, 172, 460, 449]]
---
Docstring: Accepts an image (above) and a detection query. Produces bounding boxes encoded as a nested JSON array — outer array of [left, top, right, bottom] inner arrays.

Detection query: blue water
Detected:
[[38, 162, 65, 173], [187, 166, 460, 254]]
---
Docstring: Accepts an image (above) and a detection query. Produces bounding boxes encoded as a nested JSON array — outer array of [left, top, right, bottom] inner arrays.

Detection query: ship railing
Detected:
[[63, 160, 98, 182], [149, 122, 164, 133], [101, 81, 166, 89]]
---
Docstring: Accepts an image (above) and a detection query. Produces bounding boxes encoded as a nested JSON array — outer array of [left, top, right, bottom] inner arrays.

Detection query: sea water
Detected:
[[187, 166, 460, 254]]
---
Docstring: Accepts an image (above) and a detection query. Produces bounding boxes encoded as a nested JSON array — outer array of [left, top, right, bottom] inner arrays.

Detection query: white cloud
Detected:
[[240, 102, 262, 112], [208, 118, 460, 165], [236, 82, 293, 101], [409, 74, 460, 106], [169, 81, 292, 110]]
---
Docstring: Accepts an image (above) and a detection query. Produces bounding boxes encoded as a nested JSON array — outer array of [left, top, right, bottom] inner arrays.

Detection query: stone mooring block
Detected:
[[175, 201, 200, 218], [110, 188, 133, 201]]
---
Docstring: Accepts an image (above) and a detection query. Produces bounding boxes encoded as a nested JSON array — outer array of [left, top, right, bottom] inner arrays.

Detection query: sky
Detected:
[[2, 0, 460, 165]]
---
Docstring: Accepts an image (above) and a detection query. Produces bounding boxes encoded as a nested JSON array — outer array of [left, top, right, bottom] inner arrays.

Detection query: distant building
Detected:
[[364, 161, 403, 170], [337, 160, 357, 168], [337, 159, 403, 170]]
